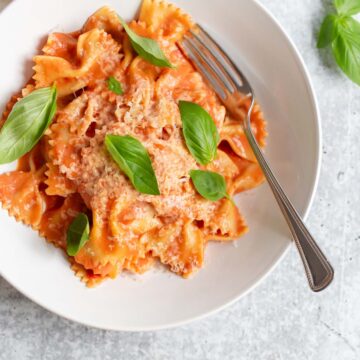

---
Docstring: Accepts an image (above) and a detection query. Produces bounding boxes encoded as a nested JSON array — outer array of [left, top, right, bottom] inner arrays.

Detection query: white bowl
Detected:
[[0, 0, 321, 330]]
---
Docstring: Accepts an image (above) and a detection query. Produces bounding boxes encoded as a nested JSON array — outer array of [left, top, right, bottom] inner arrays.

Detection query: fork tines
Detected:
[[180, 25, 252, 100]]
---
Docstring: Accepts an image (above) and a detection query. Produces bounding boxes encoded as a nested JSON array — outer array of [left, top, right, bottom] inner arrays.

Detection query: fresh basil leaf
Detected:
[[0, 86, 57, 164], [332, 17, 360, 85], [317, 14, 338, 48], [66, 213, 90, 256], [118, 16, 174, 68], [190, 170, 230, 201], [107, 76, 123, 95], [340, 14, 360, 32], [179, 101, 219, 165], [334, 0, 360, 15], [105, 134, 160, 195]]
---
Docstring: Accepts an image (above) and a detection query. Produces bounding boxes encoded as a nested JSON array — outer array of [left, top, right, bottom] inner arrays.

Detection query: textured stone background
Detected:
[[0, 0, 359, 359]]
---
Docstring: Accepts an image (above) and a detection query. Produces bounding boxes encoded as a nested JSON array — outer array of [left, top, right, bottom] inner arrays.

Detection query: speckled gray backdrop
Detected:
[[0, 0, 359, 359]]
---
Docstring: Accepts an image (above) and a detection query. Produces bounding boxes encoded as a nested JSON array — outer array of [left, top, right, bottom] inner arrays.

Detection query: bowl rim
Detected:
[[0, 0, 322, 331]]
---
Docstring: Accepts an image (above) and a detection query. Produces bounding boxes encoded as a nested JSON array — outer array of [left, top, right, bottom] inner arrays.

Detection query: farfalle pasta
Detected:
[[0, 0, 267, 286]]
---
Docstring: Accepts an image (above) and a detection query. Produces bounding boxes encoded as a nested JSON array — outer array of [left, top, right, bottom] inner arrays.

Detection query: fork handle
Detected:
[[244, 126, 334, 292]]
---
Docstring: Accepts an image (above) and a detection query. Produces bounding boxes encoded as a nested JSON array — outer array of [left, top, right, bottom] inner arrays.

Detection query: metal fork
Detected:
[[180, 26, 334, 292]]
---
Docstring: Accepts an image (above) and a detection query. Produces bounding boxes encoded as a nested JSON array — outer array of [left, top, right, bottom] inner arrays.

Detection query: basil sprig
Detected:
[[179, 101, 220, 165], [0, 86, 57, 164], [105, 134, 160, 195], [66, 213, 90, 256], [190, 170, 230, 202], [118, 16, 174, 68], [318, 0, 360, 85], [107, 76, 124, 95], [334, 0, 360, 15]]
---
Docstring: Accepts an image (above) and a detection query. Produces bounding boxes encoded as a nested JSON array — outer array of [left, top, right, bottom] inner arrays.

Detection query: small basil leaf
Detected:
[[105, 134, 160, 195], [118, 16, 174, 68], [179, 101, 220, 165], [340, 14, 360, 32], [0, 86, 57, 164], [332, 17, 360, 85], [190, 169, 230, 202], [334, 0, 360, 15], [107, 76, 124, 95], [66, 213, 90, 256], [317, 14, 338, 48]]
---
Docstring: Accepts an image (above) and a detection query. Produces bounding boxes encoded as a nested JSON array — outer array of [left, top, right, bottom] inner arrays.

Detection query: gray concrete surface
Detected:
[[0, 0, 359, 359]]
